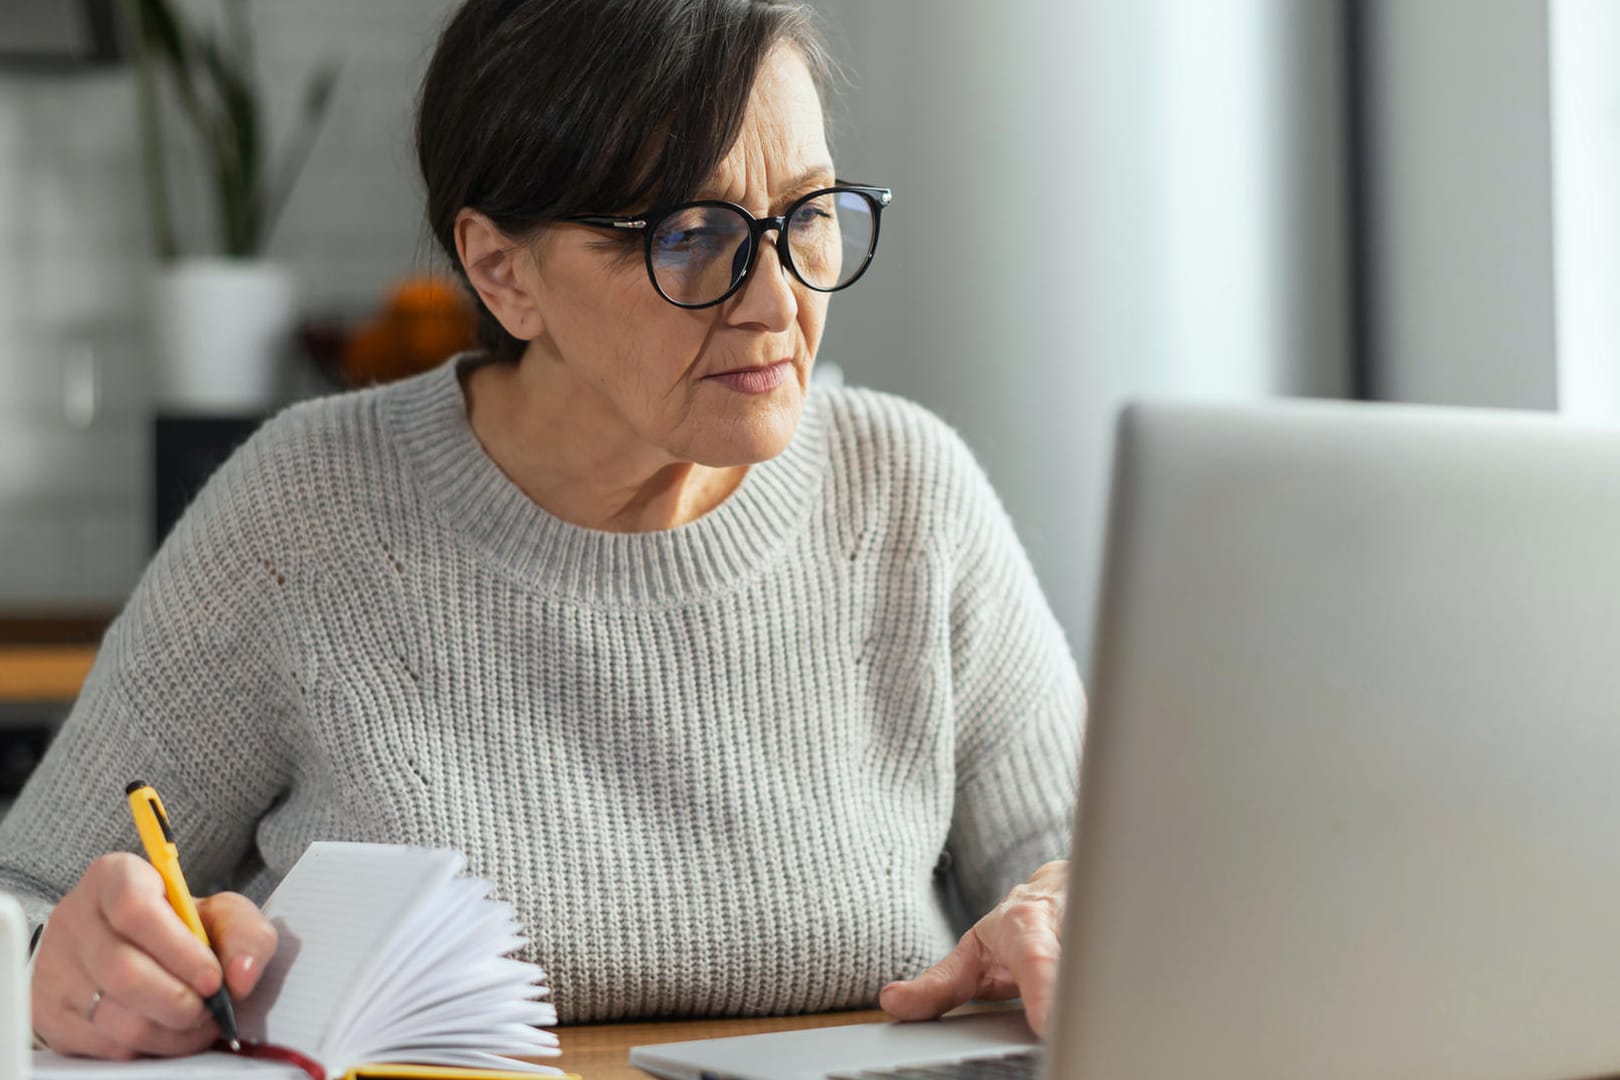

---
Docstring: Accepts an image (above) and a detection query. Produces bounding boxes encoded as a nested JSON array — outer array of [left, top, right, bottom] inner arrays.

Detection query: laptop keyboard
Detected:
[[826, 1049, 1042, 1079]]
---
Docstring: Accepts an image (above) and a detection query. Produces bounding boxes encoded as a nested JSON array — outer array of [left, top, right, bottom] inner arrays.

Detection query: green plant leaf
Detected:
[[139, 0, 242, 250], [117, 0, 179, 260], [263, 54, 345, 249], [198, 30, 262, 253], [302, 56, 341, 121], [137, 0, 206, 126]]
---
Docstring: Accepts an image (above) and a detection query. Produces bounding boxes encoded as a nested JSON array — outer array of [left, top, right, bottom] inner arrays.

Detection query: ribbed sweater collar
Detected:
[[385, 352, 830, 608]]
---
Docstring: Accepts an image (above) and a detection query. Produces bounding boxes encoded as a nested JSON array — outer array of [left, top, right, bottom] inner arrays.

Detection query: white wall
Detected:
[[1550, 0, 1620, 421], [0, 0, 452, 609], [1360, 0, 1559, 409], [811, 0, 1351, 664], [1, 0, 1360, 652]]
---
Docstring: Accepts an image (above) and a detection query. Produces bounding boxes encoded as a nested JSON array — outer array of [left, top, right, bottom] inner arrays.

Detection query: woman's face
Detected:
[[506, 46, 834, 469]]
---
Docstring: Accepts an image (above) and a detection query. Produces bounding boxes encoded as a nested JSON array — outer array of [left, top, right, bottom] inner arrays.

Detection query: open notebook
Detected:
[[33, 842, 564, 1080]]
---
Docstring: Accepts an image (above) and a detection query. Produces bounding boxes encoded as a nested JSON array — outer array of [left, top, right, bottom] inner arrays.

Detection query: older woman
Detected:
[[0, 0, 1083, 1060]]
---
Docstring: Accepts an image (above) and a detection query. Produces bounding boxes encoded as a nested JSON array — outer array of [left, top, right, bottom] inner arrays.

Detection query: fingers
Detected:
[[33, 910, 214, 1058], [879, 859, 1069, 1037], [31, 931, 134, 1060], [879, 931, 994, 1022], [975, 898, 1063, 1036], [1026, 860, 1070, 932], [94, 854, 223, 998], [77, 911, 212, 1032], [31, 854, 271, 1059], [80, 992, 218, 1058], [197, 892, 279, 999]]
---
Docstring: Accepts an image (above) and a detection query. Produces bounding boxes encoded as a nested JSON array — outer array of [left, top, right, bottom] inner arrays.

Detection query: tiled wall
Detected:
[[0, 0, 456, 610]]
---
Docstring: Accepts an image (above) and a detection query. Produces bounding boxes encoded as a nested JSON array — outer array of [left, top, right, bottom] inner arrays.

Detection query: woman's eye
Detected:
[[792, 205, 835, 229], [655, 229, 730, 262]]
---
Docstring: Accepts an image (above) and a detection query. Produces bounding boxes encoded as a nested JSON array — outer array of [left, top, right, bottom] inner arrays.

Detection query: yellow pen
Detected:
[[125, 779, 241, 1051]]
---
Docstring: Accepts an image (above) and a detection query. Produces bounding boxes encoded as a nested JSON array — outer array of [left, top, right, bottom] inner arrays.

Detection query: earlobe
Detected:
[[454, 208, 543, 341]]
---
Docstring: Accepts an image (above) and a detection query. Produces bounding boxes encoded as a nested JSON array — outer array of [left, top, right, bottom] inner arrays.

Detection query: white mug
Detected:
[[0, 893, 28, 1078]]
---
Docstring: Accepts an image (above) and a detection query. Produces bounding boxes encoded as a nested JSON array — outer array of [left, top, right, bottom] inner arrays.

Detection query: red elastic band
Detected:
[[218, 1037, 326, 1080]]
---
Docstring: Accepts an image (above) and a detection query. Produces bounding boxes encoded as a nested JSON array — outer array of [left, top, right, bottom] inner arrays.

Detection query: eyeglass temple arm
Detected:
[[564, 215, 648, 229], [834, 182, 893, 206]]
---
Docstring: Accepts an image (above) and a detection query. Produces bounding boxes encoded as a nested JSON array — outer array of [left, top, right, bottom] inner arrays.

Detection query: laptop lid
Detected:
[[1048, 399, 1620, 1079]]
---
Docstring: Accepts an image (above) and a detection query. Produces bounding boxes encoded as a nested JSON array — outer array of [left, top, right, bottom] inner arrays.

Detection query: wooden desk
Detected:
[[0, 646, 95, 703], [553, 1010, 891, 1079]]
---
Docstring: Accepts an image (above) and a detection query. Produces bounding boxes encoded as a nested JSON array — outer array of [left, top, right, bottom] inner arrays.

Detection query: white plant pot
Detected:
[[149, 257, 299, 413]]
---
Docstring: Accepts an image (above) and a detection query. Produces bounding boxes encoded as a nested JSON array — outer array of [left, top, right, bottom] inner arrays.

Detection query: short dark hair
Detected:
[[415, 0, 834, 364]]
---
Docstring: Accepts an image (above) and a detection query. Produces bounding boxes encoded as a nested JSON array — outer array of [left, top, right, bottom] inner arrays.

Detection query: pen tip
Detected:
[[228, 1039, 242, 1053]]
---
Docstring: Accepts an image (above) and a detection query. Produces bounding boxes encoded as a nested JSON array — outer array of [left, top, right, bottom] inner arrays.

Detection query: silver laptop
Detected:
[[634, 398, 1620, 1080]]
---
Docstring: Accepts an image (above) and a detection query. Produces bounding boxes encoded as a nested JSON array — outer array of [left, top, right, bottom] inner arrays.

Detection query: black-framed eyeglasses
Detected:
[[563, 182, 893, 309]]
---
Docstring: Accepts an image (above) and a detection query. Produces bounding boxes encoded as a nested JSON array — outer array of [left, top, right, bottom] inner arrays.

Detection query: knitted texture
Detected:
[[0, 352, 1084, 1022]]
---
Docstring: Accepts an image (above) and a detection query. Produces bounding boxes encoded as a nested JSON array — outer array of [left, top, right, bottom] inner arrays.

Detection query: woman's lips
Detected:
[[707, 359, 792, 395]]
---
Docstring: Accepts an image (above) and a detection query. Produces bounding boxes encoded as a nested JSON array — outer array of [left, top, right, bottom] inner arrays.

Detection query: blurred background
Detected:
[[0, 0, 1617, 807]]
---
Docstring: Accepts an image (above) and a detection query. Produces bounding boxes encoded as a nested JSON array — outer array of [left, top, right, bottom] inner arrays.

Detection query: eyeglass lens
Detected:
[[649, 191, 876, 305]]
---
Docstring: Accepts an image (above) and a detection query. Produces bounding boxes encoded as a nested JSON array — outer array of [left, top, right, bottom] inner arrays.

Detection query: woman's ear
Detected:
[[454, 208, 543, 340]]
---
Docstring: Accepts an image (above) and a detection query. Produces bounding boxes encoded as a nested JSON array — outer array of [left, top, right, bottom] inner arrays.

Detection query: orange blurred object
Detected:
[[339, 275, 479, 387]]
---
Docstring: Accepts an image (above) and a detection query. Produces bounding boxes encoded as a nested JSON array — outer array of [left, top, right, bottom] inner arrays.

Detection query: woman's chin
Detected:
[[690, 394, 805, 467]]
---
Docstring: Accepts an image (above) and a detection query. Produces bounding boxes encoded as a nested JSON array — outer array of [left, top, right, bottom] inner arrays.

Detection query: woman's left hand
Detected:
[[878, 859, 1066, 1037]]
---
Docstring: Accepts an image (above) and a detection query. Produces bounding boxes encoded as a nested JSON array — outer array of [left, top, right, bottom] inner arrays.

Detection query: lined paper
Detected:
[[238, 843, 465, 1062]]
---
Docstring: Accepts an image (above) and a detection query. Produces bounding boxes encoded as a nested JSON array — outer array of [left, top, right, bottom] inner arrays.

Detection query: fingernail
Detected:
[[239, 955, 255, 978], [880, 982, 901, 998]]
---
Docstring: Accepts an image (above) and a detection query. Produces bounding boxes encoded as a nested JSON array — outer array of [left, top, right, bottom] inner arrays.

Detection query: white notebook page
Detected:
[[236, 842, 464, 1063]]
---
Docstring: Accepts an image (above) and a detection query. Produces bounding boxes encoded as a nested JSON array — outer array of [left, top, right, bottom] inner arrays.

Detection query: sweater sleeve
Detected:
[[939, 428, 1087, 924], [0, 423, 304, 938]]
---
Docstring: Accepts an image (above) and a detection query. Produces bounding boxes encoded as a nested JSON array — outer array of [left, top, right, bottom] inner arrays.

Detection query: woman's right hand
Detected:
[[30, 852, 279, 1059]]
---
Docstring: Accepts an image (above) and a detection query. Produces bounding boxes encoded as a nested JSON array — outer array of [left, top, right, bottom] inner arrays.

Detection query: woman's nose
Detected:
[[727, 237, 797, 331]]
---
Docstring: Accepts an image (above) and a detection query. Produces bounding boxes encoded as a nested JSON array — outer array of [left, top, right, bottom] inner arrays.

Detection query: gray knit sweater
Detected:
[[0, 351, 1084, 1023]]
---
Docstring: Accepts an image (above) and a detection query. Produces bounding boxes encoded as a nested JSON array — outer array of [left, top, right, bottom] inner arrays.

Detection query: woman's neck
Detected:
[[460, 356, 749, 533]]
